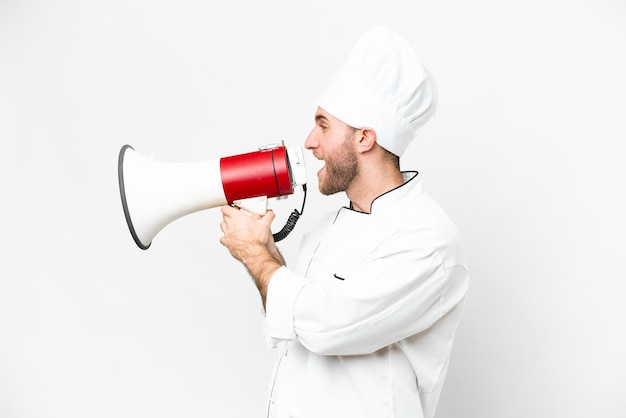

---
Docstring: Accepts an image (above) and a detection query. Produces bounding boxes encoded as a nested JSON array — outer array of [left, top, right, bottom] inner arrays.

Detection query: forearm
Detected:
[[219, 205, 284, 307], [239, 243, 283, 308]]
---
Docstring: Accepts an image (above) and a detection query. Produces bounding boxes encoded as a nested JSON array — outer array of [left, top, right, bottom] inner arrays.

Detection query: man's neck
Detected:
[[347, 168, 404, 213]]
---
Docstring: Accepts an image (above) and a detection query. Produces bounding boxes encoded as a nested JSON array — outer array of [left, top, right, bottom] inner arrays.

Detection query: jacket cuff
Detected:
[[264, 266, 308, 340]]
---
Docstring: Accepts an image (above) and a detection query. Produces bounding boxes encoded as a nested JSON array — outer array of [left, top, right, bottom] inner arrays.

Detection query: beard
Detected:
[[318, 134, 358, 196]]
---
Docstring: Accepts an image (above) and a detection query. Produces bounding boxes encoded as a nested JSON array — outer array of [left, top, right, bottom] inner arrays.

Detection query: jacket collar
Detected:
[[346, 171, 420, 214]]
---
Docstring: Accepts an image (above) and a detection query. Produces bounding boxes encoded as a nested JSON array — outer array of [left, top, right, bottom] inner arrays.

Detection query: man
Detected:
[[220, 26, 469, 418]]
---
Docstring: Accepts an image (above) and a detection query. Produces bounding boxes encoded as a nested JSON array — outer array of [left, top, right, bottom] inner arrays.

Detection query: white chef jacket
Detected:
[[264, 172, 469, 418]]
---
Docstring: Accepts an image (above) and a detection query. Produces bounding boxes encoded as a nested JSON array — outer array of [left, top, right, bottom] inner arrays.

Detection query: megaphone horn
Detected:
[[118, 143, 307, 250]]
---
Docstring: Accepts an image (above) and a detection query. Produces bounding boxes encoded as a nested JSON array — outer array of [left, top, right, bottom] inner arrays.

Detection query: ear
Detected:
[[354, 127, 377, 154]]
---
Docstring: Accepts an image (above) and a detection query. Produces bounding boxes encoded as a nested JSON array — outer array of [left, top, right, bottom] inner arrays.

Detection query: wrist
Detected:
[[240, 244, 282, 307]]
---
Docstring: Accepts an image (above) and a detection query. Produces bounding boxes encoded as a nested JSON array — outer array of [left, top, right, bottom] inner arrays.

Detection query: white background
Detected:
[[1, 1, 625, 417]]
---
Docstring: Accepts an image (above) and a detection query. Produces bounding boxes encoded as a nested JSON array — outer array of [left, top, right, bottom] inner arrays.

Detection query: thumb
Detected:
[[262, 209, 276, 226]]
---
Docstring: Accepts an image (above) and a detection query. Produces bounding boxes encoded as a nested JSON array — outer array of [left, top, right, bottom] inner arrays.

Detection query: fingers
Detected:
[[220, 205, 276, 232], [220, 207, 277, 253], [220, 204, 239, 218]]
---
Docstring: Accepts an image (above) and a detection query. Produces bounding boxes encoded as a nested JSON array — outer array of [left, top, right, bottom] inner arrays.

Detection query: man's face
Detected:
[[304, 107, 358, 195]]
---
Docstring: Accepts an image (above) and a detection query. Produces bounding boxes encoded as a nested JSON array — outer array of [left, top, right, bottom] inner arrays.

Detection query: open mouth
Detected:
[[311, 154, 326, 178]]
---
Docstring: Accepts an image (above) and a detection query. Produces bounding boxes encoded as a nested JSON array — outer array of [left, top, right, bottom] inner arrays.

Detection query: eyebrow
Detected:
[[315, 114, 329, 123]]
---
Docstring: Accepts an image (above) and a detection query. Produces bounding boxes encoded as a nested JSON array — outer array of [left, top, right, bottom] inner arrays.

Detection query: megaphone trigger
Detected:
[[233, 196, 268, 215]]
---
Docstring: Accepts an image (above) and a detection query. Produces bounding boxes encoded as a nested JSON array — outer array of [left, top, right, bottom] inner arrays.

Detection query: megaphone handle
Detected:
[[233, 185, 307, 242], [233, 196, 268, 215]]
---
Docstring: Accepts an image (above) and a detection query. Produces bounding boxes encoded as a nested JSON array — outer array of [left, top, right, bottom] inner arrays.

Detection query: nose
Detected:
[[304, 128, 317, 150]]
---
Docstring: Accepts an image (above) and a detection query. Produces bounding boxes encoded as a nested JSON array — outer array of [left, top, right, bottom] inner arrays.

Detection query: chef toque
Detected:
[[317, 25, 437, 157]]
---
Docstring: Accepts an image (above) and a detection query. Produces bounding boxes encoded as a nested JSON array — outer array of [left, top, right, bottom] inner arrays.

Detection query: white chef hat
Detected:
[[317, 25, 437, 156]]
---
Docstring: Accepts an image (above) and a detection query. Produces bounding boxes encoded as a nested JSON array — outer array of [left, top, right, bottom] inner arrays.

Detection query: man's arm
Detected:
[[219, 205, 284, 308]]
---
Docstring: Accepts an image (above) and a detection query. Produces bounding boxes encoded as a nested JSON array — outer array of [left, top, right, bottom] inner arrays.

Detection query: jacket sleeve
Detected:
[[264, 228, 470, 356]]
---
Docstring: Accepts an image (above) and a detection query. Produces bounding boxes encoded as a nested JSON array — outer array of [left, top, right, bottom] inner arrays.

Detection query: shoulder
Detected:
[[379, 189, 467, 268]]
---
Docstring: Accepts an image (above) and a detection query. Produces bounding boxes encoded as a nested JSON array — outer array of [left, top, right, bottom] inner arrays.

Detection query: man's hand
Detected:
[[219, 205, 284, 307], [219, 205, 274, 260]]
